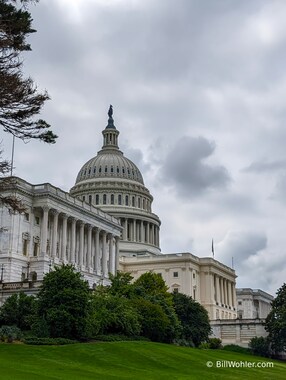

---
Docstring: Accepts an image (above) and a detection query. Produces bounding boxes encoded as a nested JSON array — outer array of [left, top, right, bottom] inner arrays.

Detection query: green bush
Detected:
[[249, 336, 270, 357], [174, 338, 195, 347], [222, 344, 251, 354], [94, 334, 149, 342], [208, 338, 222, 349], [24, 337, 77, 345], [198, 342, 210, 349], [0, 325, 22, 343]]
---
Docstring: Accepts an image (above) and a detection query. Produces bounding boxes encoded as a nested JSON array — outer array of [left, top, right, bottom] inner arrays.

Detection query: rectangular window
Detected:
[[33, 242, 39, 256], [22, 240, 28, 256], [173, 271, 178, 278], [24, 213, 30, 222], [35, 216, 40, 225], [173, 288, 179, 294]]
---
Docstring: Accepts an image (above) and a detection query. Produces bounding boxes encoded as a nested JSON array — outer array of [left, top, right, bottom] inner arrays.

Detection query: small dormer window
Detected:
[[105, 166, 108, 173], [117, 166, 120, 173], [93, 166, 96, 174], [99, 167, 102, 173], [111, 166, 114, 173], [122, 167, 125, 174]]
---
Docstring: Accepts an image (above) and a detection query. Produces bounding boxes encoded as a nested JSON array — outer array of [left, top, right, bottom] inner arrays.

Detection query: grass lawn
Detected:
[[0, 341, 285, 380]]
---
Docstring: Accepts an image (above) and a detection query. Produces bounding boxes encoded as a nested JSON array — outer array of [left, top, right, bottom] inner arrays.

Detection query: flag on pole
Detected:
[[212, 238, 214, 257]]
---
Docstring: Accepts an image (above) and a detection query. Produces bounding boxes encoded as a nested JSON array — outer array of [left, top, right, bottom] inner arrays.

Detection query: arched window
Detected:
[[117, 166, 120, 173], [118, 194, 122, 205], [142, 199, 145, 209], [95, 194, 99, 205], [99, 166, 102, 173], [111, 194, 114, 205], [105, 166, 108, 173], [122, 167, 125, 174], [125, 195, 129, 206], [82, 195, 86, 202], [103, 194, 107, 204], [132, 196, 135, 207], [93, 166, 97, 174], [138, 197, 141, 208], [111, 166, 114, 173], [89, 195, 92, 204]]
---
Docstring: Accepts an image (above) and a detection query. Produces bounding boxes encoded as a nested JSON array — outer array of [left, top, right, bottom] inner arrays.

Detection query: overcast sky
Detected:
[[2, 0, 286, 295]]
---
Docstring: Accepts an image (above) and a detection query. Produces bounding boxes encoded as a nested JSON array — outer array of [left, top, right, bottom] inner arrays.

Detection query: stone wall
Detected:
[[210, 319, 268, 347]]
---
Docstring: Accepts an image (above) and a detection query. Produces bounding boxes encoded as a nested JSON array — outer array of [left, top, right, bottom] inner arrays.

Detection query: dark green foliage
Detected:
[[109, 271, 134, 297], [131, 298, 171, 342], [0, 325, 22, 342], [94, 334, 149, 342], [208, 337, 222, 349], [0, 0, 57, 143], [36, 265, 91, 339], [24, 337, 77, 345], [172, 292, 211, 347], [89, 291, 141, 337], [265, 283, 286, 353], [0, 292, 36, 330], [222, 344, 251, 354], [249, 336, 270, 357], [133, 271, 170, 298]]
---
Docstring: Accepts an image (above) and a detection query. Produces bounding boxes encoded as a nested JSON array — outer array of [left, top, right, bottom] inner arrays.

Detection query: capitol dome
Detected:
[[70, 106, 161, 256]]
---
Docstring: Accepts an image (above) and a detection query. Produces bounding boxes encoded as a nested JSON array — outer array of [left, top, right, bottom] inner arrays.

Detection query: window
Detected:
[[118, 194, 122, 205], [125, 195, 129, 206], [31, 272, 37, 281], [132, 196, 135, 207], [173, 272, 178, 278], [193, 273, 196, 279], [157, 273, 162, 277], [103, 194, 107, 204], [88, 168, 91, 175], [82, 195, 86, 202], [95, 194, 99, 205], [173, 288, 179, 294], [122, 167, 125, 174], [111, 194, 114, 205], [111, 166, 114, 173], [24, 213, 29, 222], [99, 166, 102, 173], [35, 216, 40, 225], [89, 195, 92, 204], [138, 198, 141, 208], [33, 242, 39, 256], [238, 301, 242, 306], [105, 166, 108, 173], [22, 239, 28, 256], [117, 166, 120, 173], [93, 166, 96, 174]]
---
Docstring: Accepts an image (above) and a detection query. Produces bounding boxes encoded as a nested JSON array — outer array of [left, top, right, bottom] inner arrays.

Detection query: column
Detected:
[[140, 221, 144, 242], [108, 234, 114, 274], [115, 236, 120, 273], [87, 225, 92, 269], [228, 281, 232, 307], [61, 214, 68, 261], [79, 221, 84, 267], [151, 224, 154, 245], [51, 210, 59, 258], [70, 218, 76, 264], [216, 275, 221, 304], [146, 222, 150, 244], [123, 219, 128, 240], [40, 206, 49, 257], [133, 219, 136, 241], [102, 231, 107, 277], [95, 228, 101, 275]]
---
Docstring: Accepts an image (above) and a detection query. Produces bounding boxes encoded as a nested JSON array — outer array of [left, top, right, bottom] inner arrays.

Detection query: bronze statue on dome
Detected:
[[108, 105, 113, 118]]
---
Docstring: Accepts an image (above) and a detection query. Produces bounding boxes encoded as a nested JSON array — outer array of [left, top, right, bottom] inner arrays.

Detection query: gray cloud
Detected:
[[159, 136, 230, 197], [243, 159, 286, 173]]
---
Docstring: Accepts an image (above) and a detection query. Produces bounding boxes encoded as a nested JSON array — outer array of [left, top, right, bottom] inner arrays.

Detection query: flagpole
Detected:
[[212, 238, 214, 258]]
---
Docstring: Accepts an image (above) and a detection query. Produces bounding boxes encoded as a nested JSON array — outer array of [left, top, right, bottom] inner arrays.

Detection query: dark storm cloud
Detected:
[[159, 136, 230, 197]]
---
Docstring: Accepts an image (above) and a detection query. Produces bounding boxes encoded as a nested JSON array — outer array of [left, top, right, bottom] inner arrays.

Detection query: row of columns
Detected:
[[40, 206, 120, 277], [214, 274, 235, 308], [119, 218, 159, 247]]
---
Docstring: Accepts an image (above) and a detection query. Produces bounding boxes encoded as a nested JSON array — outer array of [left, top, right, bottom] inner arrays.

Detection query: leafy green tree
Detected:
[[133, 272, 181, 342], [36, 265, 91, 339], [249, 336, 270, 357], [89, 290, 141, 337], [265, 283, 286, 353], [109, 271, 134, 298], [172, 292, 211, 347], [0, 292, 36, 330]]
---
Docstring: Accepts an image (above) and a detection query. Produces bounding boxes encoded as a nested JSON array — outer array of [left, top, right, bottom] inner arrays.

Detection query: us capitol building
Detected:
[[0, 107, 237, 320]]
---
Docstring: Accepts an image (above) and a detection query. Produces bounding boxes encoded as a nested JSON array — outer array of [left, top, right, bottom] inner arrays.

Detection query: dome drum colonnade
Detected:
[[70, 106, 161, 256]]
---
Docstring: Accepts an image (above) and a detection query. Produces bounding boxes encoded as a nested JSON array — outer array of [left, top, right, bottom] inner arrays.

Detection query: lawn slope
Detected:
[[0, 341, 284, 380]]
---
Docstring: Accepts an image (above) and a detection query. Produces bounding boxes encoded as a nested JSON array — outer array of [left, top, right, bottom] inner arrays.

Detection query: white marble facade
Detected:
[[0, 177, 122, 290]]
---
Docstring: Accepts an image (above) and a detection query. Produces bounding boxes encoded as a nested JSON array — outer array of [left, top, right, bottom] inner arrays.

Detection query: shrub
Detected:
[[0, 325, 22, 343], [199, 342, 210, 349], [94, 334, 149, 342], [208, 338, 222, 349], [222, 344, 251, 354], [24, 337, 77, 345], [249, 336, 270, 357]]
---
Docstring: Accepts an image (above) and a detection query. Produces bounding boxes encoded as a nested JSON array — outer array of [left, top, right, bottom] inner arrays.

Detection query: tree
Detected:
[[172, 292, 211, 347], [265, 283, 286, 353], [0, 0, 57, 143], [109, 271, 134, 298], [36, 265, 91, 339], [0, 292, 36, 330], [0, 0, 57, 212]]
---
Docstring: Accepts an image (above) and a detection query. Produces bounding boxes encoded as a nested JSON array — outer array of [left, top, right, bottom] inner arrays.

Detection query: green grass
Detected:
[[0, 341, 285, 379]]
